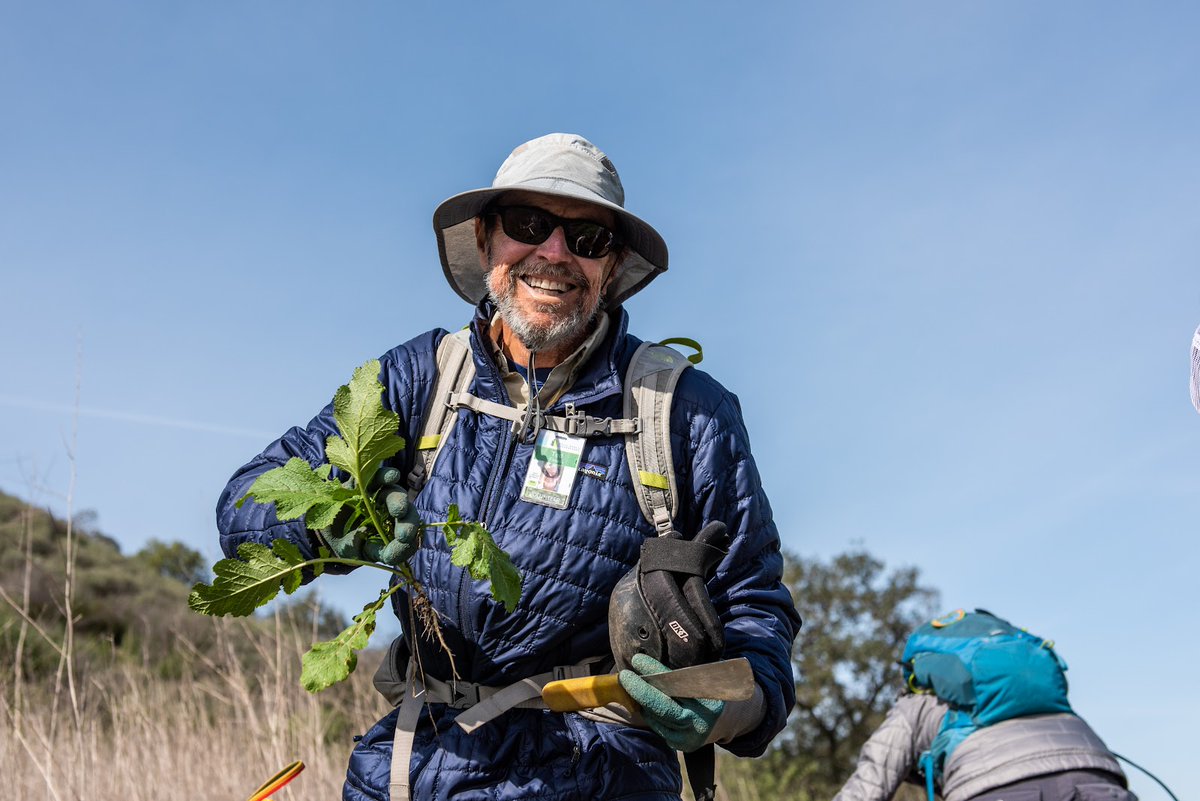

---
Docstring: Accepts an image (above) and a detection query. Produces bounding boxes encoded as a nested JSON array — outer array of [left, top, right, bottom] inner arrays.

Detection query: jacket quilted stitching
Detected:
[[833, 694, 1126, 801], [216, 302, 801, 800]]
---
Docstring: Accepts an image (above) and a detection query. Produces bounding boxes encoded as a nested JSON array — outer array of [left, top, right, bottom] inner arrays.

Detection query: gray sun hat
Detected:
[[433, 133, 668, 307]]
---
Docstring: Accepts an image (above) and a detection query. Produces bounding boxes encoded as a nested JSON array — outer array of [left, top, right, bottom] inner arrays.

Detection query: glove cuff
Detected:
[[704, 682, 764, 745]]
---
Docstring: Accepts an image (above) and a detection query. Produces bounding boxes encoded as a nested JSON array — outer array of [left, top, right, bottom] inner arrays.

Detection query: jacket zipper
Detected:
[[480, 425, 516, 527], [452, 323, 624, 649], [457, 349, 520, 644]]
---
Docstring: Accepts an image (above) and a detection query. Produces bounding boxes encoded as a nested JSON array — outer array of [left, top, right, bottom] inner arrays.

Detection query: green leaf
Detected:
[[300, 588, 390, 692], [273, 540, 305, 594], [449, 522, 523, 612], [324, 360, 406, 486], [313, 545, 331, 578], [196, 359, 526, 696], [443, 503, 464, 546], [187, 541, 308, 617], [487, 553, 522, 615], [236, 458, 354, 530]]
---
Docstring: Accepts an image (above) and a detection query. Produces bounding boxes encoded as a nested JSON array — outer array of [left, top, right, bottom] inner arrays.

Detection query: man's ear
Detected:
[[474, 217, 489, 269]]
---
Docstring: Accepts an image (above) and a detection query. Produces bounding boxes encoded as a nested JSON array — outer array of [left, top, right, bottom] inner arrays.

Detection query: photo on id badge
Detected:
[[521, 429, 585, 509]]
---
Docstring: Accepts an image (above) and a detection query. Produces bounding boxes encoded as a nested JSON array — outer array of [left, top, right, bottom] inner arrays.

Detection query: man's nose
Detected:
[[534, 225, 572, 263]]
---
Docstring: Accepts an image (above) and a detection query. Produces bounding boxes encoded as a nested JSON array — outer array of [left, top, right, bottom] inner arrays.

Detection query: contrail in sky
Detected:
[[0, 395, 276, 441]]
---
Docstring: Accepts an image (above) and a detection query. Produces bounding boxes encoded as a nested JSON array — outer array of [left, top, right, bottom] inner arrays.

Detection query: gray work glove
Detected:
[[318, 466, 421, 567]]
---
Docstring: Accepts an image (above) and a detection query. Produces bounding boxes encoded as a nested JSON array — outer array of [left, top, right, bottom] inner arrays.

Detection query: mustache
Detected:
[[509, 258, 587, 287]]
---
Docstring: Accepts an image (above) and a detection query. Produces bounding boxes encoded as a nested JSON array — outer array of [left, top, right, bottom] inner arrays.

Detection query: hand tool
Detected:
[[541, 657, 753, 713]]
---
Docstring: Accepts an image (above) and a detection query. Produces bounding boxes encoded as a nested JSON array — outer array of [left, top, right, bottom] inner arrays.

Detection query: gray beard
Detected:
[[488, 259, 602, 354]]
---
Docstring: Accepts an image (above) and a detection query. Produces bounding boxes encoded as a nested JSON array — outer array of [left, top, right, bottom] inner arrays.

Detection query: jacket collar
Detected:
[[468, 300, 630, 409]]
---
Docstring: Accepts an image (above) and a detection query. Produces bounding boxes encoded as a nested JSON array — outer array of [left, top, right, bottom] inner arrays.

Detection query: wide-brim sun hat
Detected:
[[433, 133, 668, 307]]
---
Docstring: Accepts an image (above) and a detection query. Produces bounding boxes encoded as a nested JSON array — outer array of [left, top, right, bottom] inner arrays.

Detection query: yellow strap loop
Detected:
[[907, 672, 929, 694], [638, 471, 670, 490]]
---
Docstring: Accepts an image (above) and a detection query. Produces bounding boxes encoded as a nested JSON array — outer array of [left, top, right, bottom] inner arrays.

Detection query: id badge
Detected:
[[520, 429, 586, 510]]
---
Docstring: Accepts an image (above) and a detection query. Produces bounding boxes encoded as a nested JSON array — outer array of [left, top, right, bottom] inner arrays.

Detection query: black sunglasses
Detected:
[[489, 204, 620, 260]]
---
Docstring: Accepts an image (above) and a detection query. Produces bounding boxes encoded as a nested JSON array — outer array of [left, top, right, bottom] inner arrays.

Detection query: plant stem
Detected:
[[351, 472, 393, 545], [303, 555, 407, 580], [372, 581, 404, 609]]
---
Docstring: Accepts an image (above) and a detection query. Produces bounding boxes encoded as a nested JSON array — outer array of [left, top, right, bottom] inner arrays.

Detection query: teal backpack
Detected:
[[901, 609, 1072, 800]]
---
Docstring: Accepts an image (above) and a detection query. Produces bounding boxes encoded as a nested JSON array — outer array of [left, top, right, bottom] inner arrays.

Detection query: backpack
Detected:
[[392, 328, 722, 801], [901, 609, 1073, 795], [406, 328, 699, 536]]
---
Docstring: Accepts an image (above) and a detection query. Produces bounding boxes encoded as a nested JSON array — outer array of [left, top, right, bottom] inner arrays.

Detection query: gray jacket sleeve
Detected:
[[832, 694, 948, 801]]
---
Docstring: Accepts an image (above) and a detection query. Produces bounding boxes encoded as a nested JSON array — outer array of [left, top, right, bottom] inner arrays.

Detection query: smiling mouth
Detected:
[[519, 275, 579, 297]]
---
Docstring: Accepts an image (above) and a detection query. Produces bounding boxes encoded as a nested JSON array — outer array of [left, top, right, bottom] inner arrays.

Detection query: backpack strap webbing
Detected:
[[685, 745, 717, 801], [408, 333, 695, 540], [623, 341, 693, 537], [406, 329, 648, 497], [448, 393, 640, 437], [383, 653, 615, 801], [406, 329, 476, 498], [625, 342, 710, 800]]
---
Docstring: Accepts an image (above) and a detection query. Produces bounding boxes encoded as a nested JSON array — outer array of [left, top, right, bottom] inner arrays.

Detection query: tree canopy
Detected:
[[718, 548, 940, 801]]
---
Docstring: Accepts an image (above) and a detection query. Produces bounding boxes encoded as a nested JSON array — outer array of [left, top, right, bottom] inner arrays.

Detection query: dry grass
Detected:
[[1, 612, 391, 801], [1, 408, 391, 800]]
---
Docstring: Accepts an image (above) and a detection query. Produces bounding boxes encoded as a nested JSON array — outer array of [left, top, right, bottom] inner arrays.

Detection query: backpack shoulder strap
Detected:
[[622, 339, 709, 801], [623, 341, 693, 536], [409, 332, 693, 525], [406, 328, 476, 497]]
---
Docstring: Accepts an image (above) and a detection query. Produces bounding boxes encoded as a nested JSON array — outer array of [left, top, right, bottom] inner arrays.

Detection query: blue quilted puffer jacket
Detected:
[[216, 302, 801, 801]]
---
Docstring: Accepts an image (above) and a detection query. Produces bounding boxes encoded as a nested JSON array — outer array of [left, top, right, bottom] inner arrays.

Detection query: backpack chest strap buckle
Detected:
[[561, 403, 641, 437]]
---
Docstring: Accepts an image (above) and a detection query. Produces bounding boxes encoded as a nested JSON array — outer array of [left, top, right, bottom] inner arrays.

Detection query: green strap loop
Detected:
[[657, 337, 703, 365]]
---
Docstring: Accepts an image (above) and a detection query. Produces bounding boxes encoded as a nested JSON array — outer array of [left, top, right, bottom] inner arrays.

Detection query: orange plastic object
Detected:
[[247, 760, 305, 801], [931, 609, 966, 628]]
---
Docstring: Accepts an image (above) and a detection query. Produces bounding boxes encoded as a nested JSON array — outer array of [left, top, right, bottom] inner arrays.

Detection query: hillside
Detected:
[[0, 489, 346, 676], [0, 489, 390, 801]]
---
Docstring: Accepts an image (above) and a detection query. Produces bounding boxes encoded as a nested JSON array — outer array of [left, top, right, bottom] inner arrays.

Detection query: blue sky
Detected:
[[2, 3, 1197, 798]]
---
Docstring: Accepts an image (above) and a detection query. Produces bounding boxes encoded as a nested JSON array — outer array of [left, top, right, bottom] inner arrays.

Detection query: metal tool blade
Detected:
[[640, 657, 754, 701]]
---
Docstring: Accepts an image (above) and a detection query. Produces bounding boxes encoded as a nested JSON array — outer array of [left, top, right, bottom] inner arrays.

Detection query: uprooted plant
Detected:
[[188, 359, 521, 692]]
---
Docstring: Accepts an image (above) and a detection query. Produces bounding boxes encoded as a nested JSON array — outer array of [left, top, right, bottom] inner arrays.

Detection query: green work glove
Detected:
[[618, 653, 724, 752], [318, 466, 421, 567]]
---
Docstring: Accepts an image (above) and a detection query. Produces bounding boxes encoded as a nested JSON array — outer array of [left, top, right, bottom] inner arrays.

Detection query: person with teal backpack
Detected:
[[832, 609, 1133, 801]]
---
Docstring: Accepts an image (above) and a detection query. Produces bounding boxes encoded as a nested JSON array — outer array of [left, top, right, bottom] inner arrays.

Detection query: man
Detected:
[[216, 133, 801, 801], [832, 609, 1133, 801]]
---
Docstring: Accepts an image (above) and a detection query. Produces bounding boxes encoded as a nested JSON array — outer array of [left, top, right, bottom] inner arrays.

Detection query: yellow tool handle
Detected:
[[542, 674, 638, 713]]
